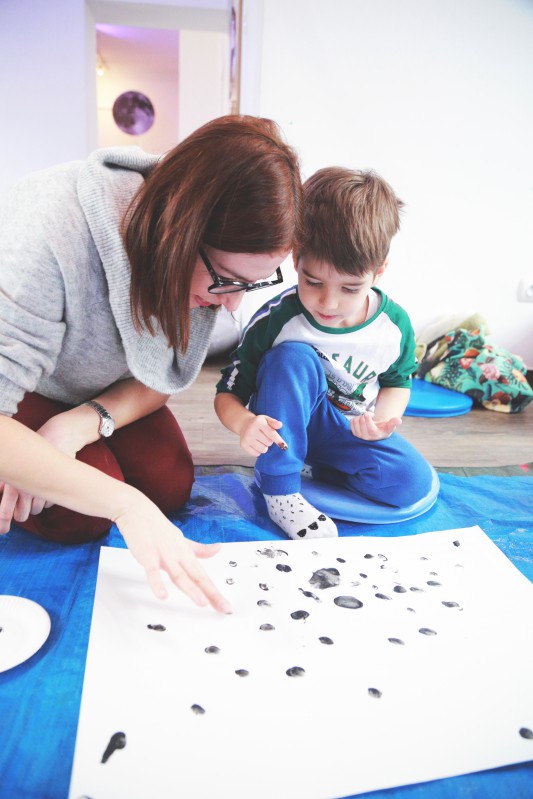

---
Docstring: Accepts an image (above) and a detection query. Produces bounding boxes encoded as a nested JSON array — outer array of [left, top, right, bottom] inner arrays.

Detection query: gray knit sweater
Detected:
[[0, 147, 217, 416]]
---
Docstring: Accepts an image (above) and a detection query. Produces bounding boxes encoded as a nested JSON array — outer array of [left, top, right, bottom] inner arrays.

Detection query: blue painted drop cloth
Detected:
[[0, 470, 531, 799]]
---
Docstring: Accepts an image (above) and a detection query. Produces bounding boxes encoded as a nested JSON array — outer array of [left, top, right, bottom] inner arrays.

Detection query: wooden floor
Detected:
[[169, 359, 533, 469]]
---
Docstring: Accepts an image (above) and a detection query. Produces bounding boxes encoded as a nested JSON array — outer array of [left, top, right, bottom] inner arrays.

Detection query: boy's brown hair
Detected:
[[299, 167, 404, 276]]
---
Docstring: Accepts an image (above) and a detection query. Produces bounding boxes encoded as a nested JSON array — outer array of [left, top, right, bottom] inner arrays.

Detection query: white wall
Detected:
[[241, 0, 533, 367], [0, 0, 229, 191], [178, 29, 230, 141], [0, 0, 94, 193]]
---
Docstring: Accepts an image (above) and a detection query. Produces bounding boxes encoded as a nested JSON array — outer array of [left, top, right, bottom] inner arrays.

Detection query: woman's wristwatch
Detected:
[[82, 400, 115, 438]]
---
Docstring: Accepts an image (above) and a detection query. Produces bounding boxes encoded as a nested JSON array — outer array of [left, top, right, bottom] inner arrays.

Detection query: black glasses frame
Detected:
[[200, 248, 284, 295]]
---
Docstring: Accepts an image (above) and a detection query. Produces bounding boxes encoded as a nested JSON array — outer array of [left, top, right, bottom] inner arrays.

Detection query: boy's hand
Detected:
[[239, 414, 288, 456], [349, 411, 402, 441]]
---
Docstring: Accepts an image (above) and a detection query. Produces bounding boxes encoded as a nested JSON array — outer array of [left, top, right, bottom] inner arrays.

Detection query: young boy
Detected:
[[214, 167, 434, 540]]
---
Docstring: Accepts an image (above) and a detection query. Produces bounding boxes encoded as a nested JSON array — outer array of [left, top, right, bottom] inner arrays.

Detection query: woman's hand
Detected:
[[349, 411, 402, 441], [239, 413, 287, 456], [114, 498, 232, 612]]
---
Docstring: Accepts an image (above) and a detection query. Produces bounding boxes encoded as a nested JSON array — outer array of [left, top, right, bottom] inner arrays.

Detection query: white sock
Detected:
[[264, 493, 338, 540]]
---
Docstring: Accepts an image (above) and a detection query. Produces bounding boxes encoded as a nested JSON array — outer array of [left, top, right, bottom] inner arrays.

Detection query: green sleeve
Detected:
[[379, 303, 417, 388]]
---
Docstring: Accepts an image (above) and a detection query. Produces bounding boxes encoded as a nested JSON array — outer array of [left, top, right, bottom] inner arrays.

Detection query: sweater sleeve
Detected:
[[0, 179, 67, 415]]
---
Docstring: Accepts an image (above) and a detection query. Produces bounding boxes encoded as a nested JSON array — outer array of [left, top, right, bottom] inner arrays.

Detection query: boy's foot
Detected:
[[264, 492, 338, 540]]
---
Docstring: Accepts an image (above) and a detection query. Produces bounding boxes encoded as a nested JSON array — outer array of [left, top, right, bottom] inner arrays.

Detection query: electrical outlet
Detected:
[[517, 277, 533, 302]]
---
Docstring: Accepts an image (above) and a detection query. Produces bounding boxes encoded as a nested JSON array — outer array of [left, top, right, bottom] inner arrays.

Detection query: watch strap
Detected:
[[82, 400, 115, 437]]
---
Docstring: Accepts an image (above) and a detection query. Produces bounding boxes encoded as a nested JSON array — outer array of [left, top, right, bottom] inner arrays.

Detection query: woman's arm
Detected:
[[40, 378, 170, 453], [0, 415, 231, 613], [0, 379, 171, 525]]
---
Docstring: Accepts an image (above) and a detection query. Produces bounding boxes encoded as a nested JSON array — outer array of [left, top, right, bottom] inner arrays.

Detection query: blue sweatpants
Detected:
[[250, 342, 434, 507]]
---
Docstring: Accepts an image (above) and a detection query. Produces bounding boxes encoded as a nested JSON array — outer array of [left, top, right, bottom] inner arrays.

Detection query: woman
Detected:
[[0, 115, 302, 612]]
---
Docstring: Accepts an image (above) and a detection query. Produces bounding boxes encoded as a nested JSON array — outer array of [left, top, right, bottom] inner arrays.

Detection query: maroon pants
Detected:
[[8, 393, 194, 544]]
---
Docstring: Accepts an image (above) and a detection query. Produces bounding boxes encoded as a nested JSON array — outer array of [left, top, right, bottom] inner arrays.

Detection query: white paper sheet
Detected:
[[69, 526, 533, 799]]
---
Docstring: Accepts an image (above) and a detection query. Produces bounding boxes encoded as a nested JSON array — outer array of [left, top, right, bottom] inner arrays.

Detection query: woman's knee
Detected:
[[17, 506, 112, 544], [107, 406, 194, 515]]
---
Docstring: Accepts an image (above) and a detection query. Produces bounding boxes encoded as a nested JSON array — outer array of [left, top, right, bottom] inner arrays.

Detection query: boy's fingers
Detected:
[[266, 416, 283, 430]]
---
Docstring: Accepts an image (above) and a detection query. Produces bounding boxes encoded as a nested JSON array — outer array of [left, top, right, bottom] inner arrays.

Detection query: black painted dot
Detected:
[[290, 610, 309, 620], [453, 540, 461, 547], [420, 556, 428, 561], [191, 704, 205, 715], [257, 599, 271, 607], [427, 581, 442, 587], [336, 557, 346, 563], [333, 595, 363, 609], [364, 554, 374, 559], [299, 588, 320, 601], [419, 627, 437, 636], [407, 607, 416, 613], [259, 583, 269, 591], [360, 573, 367, 579], [442, 601, 460, 608], [378, 554, 388, 561], [259, 623, 275, 631], [276, 564, 292, 572], [388, 637, 405, 645], [393, 586, 407, 593], [226, 578, 235, 585], [257, 547, 288, 558], [429, 571, 438, 576], [519, 727, 533, 739], [229, 561, 237, 567], [101, 732, 126, 764], [204, 645, 220, 654], [309, 567, 340, 589], [319, 636, 334, 645], [375, 593, 391, 600], [147, 624, 166, 631], [235, 669, 249, 677], [286, 666, 305, 677], [410, 586, 424, 592], [368, 687, 382, 698]]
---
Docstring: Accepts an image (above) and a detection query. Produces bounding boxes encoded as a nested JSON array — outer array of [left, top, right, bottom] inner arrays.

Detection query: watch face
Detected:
[[100, 418, 115, 437]]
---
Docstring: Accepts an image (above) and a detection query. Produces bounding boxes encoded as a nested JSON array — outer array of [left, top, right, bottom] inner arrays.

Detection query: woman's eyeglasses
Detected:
[[200, 249, 284, 295]]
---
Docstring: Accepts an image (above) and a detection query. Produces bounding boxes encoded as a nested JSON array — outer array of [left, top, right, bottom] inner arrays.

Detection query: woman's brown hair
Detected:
[[124, 115, 302, 351]]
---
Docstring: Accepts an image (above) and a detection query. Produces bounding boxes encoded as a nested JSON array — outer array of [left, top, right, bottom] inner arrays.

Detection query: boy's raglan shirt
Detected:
[[216, 286, 417, 416]]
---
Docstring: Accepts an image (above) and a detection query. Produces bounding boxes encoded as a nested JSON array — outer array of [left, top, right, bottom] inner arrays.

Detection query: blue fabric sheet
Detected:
[[0, 471, 531, 799]]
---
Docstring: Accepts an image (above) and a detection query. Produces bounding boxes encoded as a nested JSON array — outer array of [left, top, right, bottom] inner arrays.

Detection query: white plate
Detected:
[[0, 595, 51, 672]]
